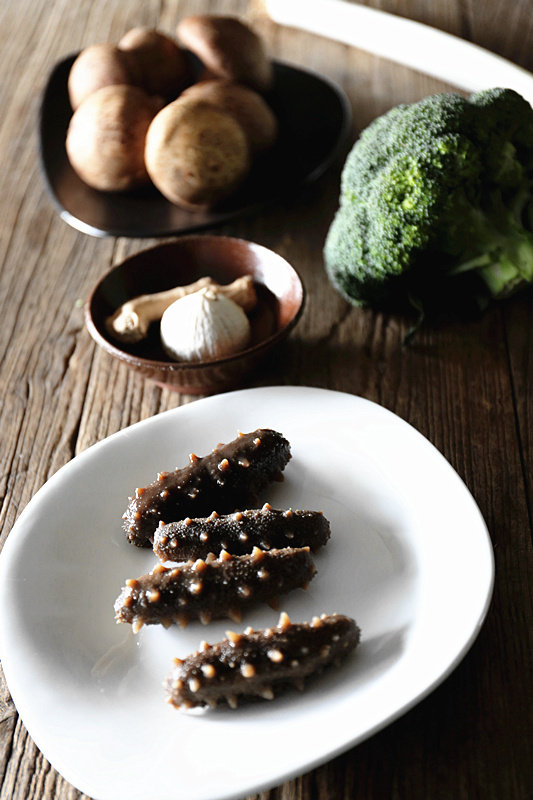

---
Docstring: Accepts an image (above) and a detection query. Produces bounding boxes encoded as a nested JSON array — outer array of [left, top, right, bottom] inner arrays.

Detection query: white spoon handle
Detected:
[[265, 0, 533, 105]]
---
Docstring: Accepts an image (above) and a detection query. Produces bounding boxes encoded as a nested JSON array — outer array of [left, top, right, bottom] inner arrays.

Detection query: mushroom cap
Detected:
[[145, 98, 250, 210], [68, 43, 134, 110], [66, 84, 162, 192], [118, 27, 192, 98], [176, 15, 272, 92], [180, 79, 278, 154]]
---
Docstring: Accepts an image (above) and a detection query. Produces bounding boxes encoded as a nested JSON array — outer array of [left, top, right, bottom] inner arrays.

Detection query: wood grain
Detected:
[[0, 1, 531, 798]]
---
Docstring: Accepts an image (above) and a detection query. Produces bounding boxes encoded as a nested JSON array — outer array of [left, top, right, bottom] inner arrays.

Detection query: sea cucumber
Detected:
[[165, 612, 360, 709], [123, 429, 291, 547], [153, 502, 330, 561], [114, 546, 315, 631]]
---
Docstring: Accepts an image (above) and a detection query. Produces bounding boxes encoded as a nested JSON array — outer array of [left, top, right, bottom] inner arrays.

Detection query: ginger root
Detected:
[[106, 275, 257, 343]]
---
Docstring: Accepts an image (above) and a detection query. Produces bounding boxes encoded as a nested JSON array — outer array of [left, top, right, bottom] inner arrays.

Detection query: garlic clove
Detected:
[[160, 287, 251, 362]]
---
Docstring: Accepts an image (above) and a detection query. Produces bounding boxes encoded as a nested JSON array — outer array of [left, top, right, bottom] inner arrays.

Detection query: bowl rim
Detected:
[[84, 234, 306, 373]]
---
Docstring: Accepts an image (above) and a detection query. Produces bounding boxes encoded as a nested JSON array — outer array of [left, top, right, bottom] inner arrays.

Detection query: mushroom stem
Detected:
[[106, 275, 257, 343]]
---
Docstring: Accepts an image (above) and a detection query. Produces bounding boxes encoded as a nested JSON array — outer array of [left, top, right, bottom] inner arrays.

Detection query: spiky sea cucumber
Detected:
[[165, 612, 360, 709], [114, 546, 315, 631], [153, 502, 330, 561], [123, 429, 291, 547]]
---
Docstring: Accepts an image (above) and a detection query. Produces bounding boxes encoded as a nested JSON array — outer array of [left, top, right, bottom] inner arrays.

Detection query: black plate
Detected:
[[39, 55, 351, 238]]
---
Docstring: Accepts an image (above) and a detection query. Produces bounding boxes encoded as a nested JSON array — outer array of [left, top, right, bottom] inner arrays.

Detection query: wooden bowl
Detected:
[[85, 235, 305, 394]]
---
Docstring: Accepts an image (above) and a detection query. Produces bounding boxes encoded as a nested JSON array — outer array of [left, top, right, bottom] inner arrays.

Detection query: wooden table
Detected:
[[1, 1, 532, 798]]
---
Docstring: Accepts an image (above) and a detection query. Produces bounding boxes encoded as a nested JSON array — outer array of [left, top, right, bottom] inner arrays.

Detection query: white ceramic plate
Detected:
[[0, 387, 494, 800]]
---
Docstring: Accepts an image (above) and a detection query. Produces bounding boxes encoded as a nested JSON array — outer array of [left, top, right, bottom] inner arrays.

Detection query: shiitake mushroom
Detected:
[[180, 79, 278, 154], [66, 84, 162, 192], [144, 98, 250, 209], [118, 27, 192, 99], [67, 43, 134, 110], [176, 15, 273, 93]]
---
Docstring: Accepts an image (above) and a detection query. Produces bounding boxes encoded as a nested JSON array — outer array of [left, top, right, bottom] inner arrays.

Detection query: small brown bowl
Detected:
[[85, 235, 305, 394]]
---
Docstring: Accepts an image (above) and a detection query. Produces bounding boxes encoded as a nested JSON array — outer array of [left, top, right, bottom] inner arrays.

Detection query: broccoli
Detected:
[[324, 88, 533, 316]]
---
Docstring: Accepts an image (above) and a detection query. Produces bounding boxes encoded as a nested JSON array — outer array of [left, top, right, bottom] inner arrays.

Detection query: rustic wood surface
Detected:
[[1, 0, 532, 798]]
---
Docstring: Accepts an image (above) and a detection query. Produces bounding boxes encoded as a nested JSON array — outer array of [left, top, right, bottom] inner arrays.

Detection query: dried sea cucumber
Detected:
[[165, 612, 360, 710], [123, 429, 291, 547], [153, 502, 331, 562], [114, 546, 316, 631]]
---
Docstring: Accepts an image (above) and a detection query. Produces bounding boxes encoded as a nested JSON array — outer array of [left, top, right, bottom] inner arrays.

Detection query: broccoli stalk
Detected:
[[324, 88, 533, 315], [447, 187, 533, 297]]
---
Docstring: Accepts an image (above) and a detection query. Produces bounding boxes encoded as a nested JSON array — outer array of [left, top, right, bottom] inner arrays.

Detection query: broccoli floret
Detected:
[[324, 88, 533, 313]]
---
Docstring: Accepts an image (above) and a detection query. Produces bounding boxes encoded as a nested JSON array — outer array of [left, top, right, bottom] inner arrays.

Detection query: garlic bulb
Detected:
[[160, 287, 251, 362]]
